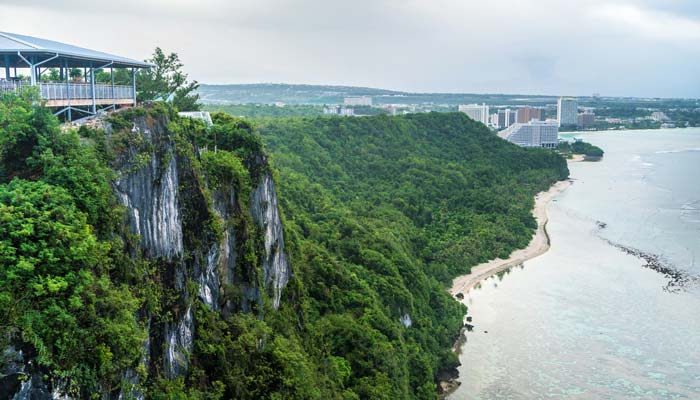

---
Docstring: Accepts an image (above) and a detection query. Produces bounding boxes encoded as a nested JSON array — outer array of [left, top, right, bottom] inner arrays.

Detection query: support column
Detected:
[[29, 56, 36, 85], [90, 63, 96, 114], [66, 60, 72, 121], [111, 66, 115, 109], [132, 68, 136, 107], [3, 55, 9, 80]]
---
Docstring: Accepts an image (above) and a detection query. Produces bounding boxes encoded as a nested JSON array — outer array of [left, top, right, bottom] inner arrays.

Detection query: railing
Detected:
[[0, 80, 28, 93], [40, 82, 134, 101], [0, 81, 134, 101]]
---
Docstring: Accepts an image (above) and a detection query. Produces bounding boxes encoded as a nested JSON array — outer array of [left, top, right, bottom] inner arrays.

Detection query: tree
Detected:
[[137, 47, 200, 111], [0, 89, 59, 181], [39, 68, 61, 82], [69, 68, 83, 82], [94, 68, 132, 86], [0, 179, 145, 396]]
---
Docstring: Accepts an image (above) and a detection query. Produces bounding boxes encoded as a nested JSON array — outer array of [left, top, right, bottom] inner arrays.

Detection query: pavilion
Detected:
[[0, 32, 152, 120]]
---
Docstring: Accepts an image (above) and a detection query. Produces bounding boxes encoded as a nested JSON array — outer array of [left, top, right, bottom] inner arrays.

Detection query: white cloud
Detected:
[[0, 0, 698, 97], [592, 3, 700, 42]]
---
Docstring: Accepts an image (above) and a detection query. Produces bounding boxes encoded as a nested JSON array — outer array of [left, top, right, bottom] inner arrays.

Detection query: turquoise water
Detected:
[[449, 128, 700, 399]]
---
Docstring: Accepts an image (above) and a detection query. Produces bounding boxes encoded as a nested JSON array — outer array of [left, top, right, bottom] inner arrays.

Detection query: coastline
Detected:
[[439, 155, 581, 396], [439, 177, 573, 396], [449, 179, 573, 297]]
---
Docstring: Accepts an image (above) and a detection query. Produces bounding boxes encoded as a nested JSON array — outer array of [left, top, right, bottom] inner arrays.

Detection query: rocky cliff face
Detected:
[[113, 113, 291, 385], [2, 109, 292, 399], [250, 173, 290, 310], [0, 346, 69, 400]]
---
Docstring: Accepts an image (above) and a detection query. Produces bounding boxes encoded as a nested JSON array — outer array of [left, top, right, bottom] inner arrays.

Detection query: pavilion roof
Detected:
[[0, 32, 152, 69]]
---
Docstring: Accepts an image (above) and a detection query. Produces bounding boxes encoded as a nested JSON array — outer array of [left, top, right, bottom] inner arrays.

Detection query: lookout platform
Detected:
[[0, 31, 151, 120]]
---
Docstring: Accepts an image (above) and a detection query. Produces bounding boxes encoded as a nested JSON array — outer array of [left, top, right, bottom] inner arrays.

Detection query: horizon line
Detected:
[[197, 82, 700, 101]]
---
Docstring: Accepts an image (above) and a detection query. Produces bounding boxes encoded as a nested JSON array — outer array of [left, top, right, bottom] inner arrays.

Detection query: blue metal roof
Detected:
[[0, 32, 152, 69]]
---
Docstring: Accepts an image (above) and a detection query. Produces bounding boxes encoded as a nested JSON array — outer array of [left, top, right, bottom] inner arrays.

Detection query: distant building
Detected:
[[516, 106, 543, 123], [497, 110, 506, 128], [490, 113, 499, 127], [503, 108, 518, 128], [344, 96, 373, 106], [324, 105, 354, 116], [651, 111, 669, 122], [458, 103, 490, 125], [577, 112, 595, 128], [497, 109, 517, 129], [506, 109, 516, 127], [179, 111, 213, 127], [381, 105, 398, 115], [557, 97, 578, 127], [498, 120, 559, 149]]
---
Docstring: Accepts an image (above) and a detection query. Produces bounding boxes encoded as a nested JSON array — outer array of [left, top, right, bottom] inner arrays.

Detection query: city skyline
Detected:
[[1, 0, 699, 98]]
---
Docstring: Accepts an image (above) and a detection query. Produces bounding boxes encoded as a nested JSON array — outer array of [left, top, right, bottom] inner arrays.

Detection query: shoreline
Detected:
[[448, 178, 573, 297], [439, 178, 572, 396]]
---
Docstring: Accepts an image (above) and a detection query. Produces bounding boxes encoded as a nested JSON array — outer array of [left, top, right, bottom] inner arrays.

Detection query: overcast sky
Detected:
[[2, 0, 699, 98]]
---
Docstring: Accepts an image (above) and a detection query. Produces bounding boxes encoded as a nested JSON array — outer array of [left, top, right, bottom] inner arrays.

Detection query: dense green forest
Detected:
[[203, 103, 325, 117], [201, 104, 390, 118], [558, 141, 605, 158], [253, 112, 569, 396], [0, 87, 568, 399], [260, 113, 569, 282]]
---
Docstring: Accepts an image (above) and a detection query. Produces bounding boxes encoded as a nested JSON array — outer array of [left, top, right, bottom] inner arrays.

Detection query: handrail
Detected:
[[0, 81, 134, 100]]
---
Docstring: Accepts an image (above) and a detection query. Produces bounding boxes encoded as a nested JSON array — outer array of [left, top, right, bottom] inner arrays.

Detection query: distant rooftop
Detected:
[[0, 32, 152, 69]]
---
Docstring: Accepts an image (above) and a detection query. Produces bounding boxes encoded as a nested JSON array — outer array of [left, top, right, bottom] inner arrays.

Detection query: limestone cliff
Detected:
[[3, 108, 292, 399]]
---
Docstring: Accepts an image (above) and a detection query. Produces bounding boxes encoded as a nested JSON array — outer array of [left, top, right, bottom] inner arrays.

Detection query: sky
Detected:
[[1, 0, 699, 98]]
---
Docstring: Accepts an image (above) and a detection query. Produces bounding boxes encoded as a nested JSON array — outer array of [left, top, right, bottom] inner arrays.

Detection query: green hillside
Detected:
[[263, 113, 569, 281], [256, 112, 569, 396], [0, 89, 568, 399]]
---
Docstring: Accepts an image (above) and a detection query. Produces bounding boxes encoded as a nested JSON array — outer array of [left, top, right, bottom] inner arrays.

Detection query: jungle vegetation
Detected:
[[558, 141, 605, 158], [0, 88, 568, 399]]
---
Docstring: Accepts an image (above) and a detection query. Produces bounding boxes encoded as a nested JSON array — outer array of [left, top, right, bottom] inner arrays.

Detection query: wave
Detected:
[[654, 148, 700, 154]]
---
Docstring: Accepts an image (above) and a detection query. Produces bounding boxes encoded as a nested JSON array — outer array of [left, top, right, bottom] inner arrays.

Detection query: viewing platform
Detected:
[[0, 31, 151, 120], [0, 80, 135, 107]]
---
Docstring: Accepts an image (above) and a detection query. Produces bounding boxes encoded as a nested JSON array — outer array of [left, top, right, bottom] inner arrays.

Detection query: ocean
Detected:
[[449, 128, 700, 399]]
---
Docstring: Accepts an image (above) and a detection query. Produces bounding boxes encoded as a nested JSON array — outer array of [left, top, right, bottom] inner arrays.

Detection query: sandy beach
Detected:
[[449, 179, 573, 297]]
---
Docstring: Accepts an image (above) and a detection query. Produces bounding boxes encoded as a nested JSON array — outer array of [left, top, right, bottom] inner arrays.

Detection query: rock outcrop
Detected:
[[3, 109, 292, 399], [114, 113, 291, 382]]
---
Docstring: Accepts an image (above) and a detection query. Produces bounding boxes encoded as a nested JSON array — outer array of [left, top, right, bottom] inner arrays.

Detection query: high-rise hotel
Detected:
[[458, 103, 490, 125], [498, 120, 559, 149], [557, 97, 578, 127]]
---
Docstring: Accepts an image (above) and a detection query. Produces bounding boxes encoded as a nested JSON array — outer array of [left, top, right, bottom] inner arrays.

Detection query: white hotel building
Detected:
[[557, 97, 578, 127], [458, 103, 490, 125], [498, 120, 559, 149]]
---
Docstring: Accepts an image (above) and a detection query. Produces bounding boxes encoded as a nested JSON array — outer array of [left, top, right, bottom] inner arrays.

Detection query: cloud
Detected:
[[0, 0, 698, 97], [592, 3, 700, 42]]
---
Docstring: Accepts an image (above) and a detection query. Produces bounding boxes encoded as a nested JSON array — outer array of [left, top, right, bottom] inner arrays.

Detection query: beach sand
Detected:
[[449, 179, 573, 297]]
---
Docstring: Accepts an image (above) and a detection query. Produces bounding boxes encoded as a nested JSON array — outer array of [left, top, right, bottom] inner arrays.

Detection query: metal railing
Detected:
[[0, 80, 29, 93], [0, 81, 134, 100]]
